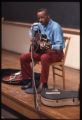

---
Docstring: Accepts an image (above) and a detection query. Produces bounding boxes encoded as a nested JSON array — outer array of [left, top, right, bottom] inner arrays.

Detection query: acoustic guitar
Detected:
[[29, 30, 52, 53]]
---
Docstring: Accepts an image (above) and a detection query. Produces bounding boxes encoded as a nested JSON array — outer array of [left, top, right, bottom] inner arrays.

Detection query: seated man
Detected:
[[20, 8, 65, 89]]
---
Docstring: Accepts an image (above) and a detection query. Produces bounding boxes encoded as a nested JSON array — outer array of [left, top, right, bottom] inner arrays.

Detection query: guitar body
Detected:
[[2, 71, 22, 84], [41, 89, 80, 107], [29, 30, 52, 53], [2, 69, 40, 85]]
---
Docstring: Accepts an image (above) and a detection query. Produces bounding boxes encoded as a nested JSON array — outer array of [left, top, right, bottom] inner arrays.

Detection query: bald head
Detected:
[[37, 8, 50, 26]]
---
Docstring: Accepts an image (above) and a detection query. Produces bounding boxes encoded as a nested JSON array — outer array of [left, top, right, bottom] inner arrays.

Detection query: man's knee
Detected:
[[20, 53, 31, 63], [41, 54, 49, 63], [20, 54, 25, 62]]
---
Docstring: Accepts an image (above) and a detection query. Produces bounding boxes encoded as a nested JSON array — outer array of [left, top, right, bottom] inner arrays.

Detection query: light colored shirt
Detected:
[[29, 19, 65, 51]]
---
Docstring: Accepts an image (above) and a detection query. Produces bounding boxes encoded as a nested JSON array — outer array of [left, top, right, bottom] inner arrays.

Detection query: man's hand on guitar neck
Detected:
[[29, 36, 36, 46], [29, 36, 33, 46]]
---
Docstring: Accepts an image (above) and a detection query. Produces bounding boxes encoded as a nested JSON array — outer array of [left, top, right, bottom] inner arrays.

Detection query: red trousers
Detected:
[[20, 50, 64, 83]]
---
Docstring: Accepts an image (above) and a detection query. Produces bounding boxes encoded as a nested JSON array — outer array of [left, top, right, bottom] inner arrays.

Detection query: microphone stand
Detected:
[[25, 25, 41, 118], [25, 25, 41, 94]]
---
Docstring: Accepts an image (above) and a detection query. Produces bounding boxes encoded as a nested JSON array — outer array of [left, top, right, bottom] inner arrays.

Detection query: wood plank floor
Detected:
[[1, 49, 80, 119]]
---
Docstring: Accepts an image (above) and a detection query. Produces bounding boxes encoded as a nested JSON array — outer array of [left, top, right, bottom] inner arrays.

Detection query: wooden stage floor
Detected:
[[1, 50, 80, 119]]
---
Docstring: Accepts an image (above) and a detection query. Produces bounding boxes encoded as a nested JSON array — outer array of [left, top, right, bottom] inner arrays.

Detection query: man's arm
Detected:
[[52, 25, 65, 52]]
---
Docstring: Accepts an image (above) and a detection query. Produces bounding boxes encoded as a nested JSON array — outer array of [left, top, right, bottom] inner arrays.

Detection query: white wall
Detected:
[[2, 24, 30, 54], [2, 23, 80, 70], [63, 33, 80, 69]]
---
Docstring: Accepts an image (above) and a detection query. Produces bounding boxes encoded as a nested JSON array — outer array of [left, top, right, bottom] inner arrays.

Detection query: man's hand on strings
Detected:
[[40, 42, 45, 50]]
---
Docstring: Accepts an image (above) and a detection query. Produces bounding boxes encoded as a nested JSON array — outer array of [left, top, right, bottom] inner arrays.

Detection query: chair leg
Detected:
[[52, 66, 56, 88], [62, 65, 65, 89]]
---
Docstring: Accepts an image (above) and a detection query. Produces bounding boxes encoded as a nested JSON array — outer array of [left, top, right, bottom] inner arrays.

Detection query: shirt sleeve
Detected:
[[52, 24, 65, 51]]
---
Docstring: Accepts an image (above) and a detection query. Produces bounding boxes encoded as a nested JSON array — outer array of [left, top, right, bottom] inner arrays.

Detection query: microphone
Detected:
[[32, 22, 39, 27]]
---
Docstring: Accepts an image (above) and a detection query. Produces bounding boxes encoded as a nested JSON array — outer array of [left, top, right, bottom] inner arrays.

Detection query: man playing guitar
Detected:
[[20, 8, 65, 89]]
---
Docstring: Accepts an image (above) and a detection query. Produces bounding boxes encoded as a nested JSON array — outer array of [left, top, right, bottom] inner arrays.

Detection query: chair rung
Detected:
[[53, 67, 62, 71], [54, 73, 63, 77]]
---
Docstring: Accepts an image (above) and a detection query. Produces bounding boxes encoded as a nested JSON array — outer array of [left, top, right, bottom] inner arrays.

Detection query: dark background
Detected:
[[1, 2, 80, 29]]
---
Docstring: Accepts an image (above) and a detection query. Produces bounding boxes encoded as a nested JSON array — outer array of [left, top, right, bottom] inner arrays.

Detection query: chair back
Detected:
[[63, 36, 70, 63]]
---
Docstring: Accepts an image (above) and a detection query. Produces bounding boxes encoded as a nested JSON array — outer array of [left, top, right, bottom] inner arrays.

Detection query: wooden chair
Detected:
[[35, 36, 70, 89], [51, 36, 71, 89]]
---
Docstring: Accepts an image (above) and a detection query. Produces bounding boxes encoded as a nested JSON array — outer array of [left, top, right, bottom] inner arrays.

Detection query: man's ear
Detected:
[[48, 15, 50, 19]]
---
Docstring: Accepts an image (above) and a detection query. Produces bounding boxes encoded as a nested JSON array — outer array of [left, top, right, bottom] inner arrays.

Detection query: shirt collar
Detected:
[[43, 19, 52, 29]]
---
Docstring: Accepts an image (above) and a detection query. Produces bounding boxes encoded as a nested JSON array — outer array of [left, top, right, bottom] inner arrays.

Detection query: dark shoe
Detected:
[[42, 83, 48, 89], [21, 76, 40, 90], [35, 72, 40, 80], [35, 79, 40, 88], [20, 78, 32, 85], [21, 81, 32, 90]]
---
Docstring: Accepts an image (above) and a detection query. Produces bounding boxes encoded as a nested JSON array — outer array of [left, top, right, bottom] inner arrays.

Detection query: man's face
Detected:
[[37, 11, 50, 26]]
